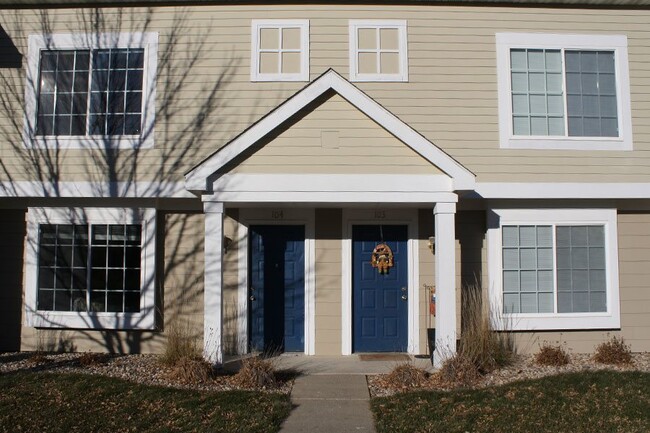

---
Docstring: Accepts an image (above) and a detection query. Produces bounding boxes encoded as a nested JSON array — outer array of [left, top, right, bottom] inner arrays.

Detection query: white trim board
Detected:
[[475, 182, 650, 199], [341, 208, 420, 355], [237, 208, 316, 356], [205, 174, 456, 204], [185, 69, 475, 192], [0, 181, 194, 198]]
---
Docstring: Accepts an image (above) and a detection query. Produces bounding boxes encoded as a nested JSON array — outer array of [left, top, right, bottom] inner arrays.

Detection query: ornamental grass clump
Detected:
[[435, 284, 515, 387], [383, 363, 429, 391], [594, 336, 633, 365], [534, 344, 571, 366], [161, 318, 214, 384], [232, 356, 278, 390], [458, 285, 515, 374]]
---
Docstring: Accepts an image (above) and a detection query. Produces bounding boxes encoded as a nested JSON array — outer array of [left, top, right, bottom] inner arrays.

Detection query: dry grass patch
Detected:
[[231, 356, 278, 390], [594, 336, 633, 365], [167, 356, 214, 384], [436, 354, 482, 388], [535, 344, 571, 366], [26, 353, 49, 366]]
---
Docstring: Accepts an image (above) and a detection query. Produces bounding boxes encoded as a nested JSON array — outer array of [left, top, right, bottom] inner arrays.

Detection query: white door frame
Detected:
[[237, 208, 316, 355], [341, 208, 420, 355]]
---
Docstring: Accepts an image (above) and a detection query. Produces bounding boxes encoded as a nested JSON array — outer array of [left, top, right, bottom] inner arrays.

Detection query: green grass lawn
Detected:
[[372, 371, 650, 433], [0, 371, 291, 433]]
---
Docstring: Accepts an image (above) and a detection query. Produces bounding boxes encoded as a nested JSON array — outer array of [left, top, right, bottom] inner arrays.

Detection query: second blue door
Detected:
[[249, 225, 305, 353], [353, 225, 408, 352]]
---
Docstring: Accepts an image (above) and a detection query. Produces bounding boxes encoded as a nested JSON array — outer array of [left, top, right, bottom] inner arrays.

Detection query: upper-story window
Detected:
[[251, 20, 309, 82], [349, 20, 408, 82], [25, 33, 158, 149], [496, 33, 632, 151]]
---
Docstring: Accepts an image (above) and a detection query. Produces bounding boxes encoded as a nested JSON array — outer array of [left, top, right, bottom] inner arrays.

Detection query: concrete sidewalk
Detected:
[[279, 374, 375, 433]]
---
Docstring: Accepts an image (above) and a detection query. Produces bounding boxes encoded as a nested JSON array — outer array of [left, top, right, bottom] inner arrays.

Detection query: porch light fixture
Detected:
[[428, 236, 435, 253]]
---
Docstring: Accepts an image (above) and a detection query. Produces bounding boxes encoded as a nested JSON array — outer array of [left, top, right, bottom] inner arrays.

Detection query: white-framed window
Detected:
[[349, 20, 408, 82], [251, 20, 309, 82], [24, 32, 158, 149], [24, 207, 156, 330], [487, 208, 620, 331], [496, 33, 632, 151]]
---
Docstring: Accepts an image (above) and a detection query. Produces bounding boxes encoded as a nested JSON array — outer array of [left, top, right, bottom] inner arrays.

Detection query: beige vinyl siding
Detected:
[[231, 93, 438, 174], [314, 208, 343, 355], [19, 211, 206, 353], [510, 211, 650, 354], [2, 5, 650, 185], [0, 209, 26, 351]]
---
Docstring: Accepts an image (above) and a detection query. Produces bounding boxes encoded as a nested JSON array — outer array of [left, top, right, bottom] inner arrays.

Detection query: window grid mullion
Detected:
[[552, 223, 559, 314], [561, 48, 569, 139], [85, 224, 92, 312], [375, 28, 381, 75], [277, 28, 283, 74], [85, 50, 93, 137]]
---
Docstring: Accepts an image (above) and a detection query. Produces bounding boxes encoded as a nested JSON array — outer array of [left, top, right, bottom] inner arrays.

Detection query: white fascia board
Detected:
[[208, 174, 456, 203], [185, 70, 475, 192], [476, 182, 650, 199], [0, 181, 194, 198]]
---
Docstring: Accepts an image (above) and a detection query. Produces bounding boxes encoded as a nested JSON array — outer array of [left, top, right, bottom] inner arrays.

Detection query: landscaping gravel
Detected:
[[368, 352, 650, 397], [0, 352, 293, 394]]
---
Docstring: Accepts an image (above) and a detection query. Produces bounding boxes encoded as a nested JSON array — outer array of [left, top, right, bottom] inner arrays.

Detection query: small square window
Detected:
[[251, 20, 309, 82], [349, 20, 408, 82]]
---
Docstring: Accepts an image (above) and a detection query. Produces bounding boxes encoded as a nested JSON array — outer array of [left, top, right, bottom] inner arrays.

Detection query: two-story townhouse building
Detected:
[[1, 0, 649, 365]]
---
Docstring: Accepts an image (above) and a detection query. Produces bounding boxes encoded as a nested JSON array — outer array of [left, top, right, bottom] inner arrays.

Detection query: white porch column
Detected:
[[203, 201, 224, 364], [433, 202, 457, 367]]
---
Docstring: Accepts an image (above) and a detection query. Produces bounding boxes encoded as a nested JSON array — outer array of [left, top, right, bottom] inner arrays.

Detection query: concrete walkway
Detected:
[[273, 354, 433, 433], [279, 374, 375, 433]]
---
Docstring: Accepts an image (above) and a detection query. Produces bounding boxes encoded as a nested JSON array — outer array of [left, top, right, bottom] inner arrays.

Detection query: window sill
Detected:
[[25, 310, 156, 330], [495, 313, 620, 331], [349, 73, 408, 83], [251, 73, 309, 82], [501, 137, 632, 151], [27, 135, 153, 150]]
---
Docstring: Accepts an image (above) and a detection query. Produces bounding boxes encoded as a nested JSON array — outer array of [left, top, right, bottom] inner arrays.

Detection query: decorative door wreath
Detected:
[[371, 243, 394, 274]]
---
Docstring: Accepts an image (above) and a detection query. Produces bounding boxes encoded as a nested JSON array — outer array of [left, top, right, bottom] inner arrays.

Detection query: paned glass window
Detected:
[[36, 48, 145, 137], [510, 48, 618, 138], [502, 224, 606, 314], [37, 223, 142, 313]]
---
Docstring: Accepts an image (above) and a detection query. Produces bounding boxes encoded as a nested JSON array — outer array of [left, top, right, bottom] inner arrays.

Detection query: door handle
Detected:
[[249, 295, 256, 301], [401, 294, 408, 301]]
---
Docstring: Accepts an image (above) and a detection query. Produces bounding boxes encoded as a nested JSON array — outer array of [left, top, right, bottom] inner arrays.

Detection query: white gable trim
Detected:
[[185, 69, 475, 192]]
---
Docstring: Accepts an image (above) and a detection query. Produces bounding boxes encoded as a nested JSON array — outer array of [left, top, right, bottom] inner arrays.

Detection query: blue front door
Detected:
[[249, 225, 305, 353], [353, 225, 408, 352]]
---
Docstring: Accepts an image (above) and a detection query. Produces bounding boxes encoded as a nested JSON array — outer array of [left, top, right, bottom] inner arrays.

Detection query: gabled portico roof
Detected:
[[185, 69, 475, 193]]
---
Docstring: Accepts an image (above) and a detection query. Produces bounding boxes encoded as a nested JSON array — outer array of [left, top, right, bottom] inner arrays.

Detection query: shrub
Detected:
[[534, 344, 570, 366], [232, 356, 277, 389], [383, 363, 428, 390], [437, 353, 482, 388], [594, 336, 633, 365], [457, 285, 515, 374], [26, 353, 48, 365], [78, 352, 109, 367], [167, 357, 213, 384]]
